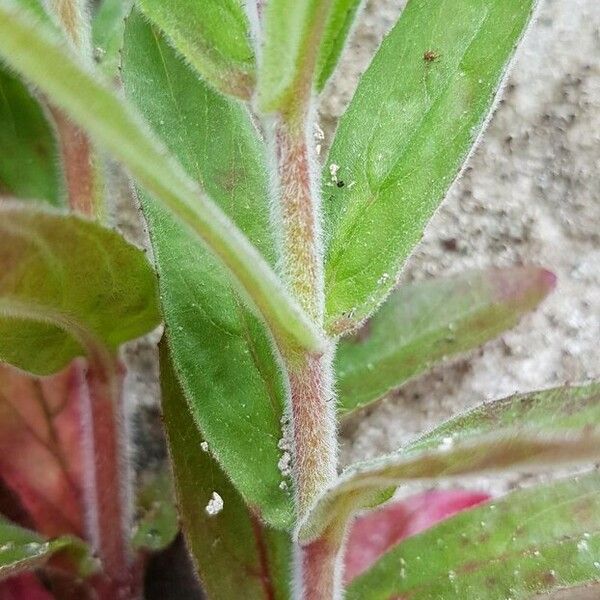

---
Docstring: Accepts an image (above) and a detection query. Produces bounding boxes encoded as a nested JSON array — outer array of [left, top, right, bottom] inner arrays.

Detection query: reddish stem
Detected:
[[77, 357, 140, 599], [298, 535, 341, 600], [50, 107, 99, 217]]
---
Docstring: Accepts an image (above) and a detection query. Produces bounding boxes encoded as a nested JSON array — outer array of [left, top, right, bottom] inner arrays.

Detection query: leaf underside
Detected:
[[0, 202, 160, 375], [301, 383, 600, 542]]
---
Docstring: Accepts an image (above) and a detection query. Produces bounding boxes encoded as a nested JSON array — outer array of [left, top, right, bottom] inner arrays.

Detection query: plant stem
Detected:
[[77, 354, 140, 599], [269, 56, 340, 600], [50, 106, 103, 218]]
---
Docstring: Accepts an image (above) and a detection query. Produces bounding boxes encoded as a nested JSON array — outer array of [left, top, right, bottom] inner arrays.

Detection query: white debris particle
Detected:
[[594, 561, 600, 569], [278, 451, 292, 477], [205, 491, 223, 516], [314, 122, 325, 140], [448, 570, 456, 582], [577, 539, 589, 552], [329, 163, 340, 183], [279, 481, 288, 490], [200, 441, 209, 452], [439, 436, 454, 451], [316, 143, 322, 156]]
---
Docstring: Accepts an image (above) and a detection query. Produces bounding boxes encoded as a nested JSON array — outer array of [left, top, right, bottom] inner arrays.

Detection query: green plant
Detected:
[[0, 0, 598, 598]]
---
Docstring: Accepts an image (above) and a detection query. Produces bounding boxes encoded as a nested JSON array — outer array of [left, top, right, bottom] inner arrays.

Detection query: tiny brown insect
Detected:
[[423, 50, 439, 62]]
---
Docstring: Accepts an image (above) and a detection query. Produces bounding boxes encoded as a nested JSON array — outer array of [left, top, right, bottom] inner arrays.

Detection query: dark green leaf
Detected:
[[336, 267, 555, 415], [347, 473, 600, 599], [159, 342, 292, 599], [0, 67, 61, 205], [0, 202, 160, 374], [122, 11, 294, 528], [137, 0, 255, 99], [0, 516, 97, 580], [324, 0, 538, 333]]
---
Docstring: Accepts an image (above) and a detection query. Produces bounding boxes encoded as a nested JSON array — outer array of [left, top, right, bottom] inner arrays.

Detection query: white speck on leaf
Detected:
[[200, 441, 209, 452], [205, 492, 223, 517], [329, 163, 340, 183]]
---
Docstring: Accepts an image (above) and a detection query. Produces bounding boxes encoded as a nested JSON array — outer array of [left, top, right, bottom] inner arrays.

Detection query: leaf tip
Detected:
[[491, 266, 557, 306]]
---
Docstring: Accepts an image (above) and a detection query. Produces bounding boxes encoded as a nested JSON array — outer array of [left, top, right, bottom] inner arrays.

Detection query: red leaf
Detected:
[[0, 361, 85, 537], [0, 573, 54, 600], [344, 489, 490, 583]]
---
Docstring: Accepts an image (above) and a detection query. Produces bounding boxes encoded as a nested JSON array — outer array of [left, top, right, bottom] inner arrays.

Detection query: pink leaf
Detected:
[[0, 361, 85, 538], [344, 489, 490, 583]]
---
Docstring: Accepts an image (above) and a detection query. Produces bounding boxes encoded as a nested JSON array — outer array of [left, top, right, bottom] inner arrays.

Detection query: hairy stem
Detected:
[[297, 534, 342, 600], [266, 8, 340, 594], [78, 354, 140, 599], [46, 0, 104, 219], [50, 106, 103, 218]]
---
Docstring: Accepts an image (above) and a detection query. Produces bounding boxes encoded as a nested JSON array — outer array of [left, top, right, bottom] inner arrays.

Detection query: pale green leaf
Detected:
[[0, 202, 160, 374], [301, 382, 600, 542], [0, 0, 323, 355], [92, 0, 132, 77], [159, 342, 292, 599], [347, 473, 600, 599], [122, 10, 294, 528], [259, 0, 334, 111], [301, 431, 600, 543], [137, 0, 255, 99], [336, 267, 555, 415], [406, 382, 600, 453], [324, 0, 538, 333], [315, 0, 363, 91], [0, 67, 61, 205], [0, 516, 97, 580]]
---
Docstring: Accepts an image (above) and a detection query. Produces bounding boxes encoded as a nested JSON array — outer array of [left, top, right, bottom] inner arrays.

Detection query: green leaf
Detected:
[[137, 0, 255, 99], [336, 267, 555, 415], [347, 473, 600, 599], [159, 342, 292, 599], [0, 516, 97, 580], [406, 381, 600, 453], [122, 10, 293, 529], [301, 383, 600, 542], [315, 0, 363, 91], [132, 472, 178, 553], [0, 67, 61, 205], [302, 433, 600, 544], [259, 0, 335, 111], [324, 0, 538, 333], [92, 0, 131, 78], [0, 202, 160, 374], [0, 0, 322, 356]]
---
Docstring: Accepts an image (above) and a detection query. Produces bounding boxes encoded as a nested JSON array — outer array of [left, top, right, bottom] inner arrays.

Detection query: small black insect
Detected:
[[336, 180, 345, 188]]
